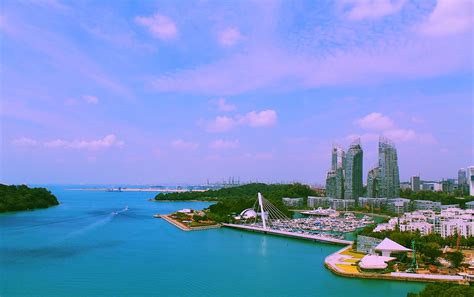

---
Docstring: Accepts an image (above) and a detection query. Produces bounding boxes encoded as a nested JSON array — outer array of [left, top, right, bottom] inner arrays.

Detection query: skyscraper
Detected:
[[344, 140, 363, 199], [365, 137, 400, 198], [458, 168, 467, 185], [331, 146, 345, 171], [468, 166, 474, 196], [326, 145, 345, 198], [366, 166, 380, 198], [378, 137, 400, 198], [411, 175, 420, 192]]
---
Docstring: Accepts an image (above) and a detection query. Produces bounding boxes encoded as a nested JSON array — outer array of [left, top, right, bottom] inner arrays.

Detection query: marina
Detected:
[[229, 193, 375, 242], [223, 223, 353, 245]]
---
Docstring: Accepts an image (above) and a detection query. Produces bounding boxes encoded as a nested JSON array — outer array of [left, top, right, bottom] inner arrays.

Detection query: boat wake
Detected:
[[55, 206, 129, 242]]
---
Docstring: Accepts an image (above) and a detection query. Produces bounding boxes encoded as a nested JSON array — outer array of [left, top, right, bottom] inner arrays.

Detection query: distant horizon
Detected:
[[1, 0, 473, 185]]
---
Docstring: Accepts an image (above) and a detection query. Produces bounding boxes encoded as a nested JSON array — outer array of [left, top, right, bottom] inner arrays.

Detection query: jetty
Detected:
[[223, 223, 352, 245], [158, 213, 220, 231]]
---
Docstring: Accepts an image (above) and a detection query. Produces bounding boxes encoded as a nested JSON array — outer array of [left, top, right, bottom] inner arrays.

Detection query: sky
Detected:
[[0, 0, 473, 185]]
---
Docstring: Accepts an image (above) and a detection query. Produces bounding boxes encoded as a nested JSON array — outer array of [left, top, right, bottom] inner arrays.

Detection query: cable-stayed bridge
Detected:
[[223, 193, 353, 245]]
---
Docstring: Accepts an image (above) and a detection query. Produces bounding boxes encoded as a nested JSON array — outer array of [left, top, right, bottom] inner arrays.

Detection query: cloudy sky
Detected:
[[1, 0, 473, 185]]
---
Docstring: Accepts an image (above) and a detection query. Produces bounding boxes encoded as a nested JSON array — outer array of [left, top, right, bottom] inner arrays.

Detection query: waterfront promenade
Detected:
[[324, 246, 469, 285], [222, 223, 353, 245]]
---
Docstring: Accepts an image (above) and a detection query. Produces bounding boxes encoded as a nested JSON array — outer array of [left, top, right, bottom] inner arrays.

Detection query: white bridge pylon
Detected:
[[255, 192, 300, 232]]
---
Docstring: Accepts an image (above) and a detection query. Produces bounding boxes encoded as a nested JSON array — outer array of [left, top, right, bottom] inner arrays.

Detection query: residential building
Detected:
[[358, 197, 387, 209], [413, 200, 441, 211], [366, 166, 380, 198], [469, 166, 474, 196], [442, 178, 457, 194], [466, 201, 474, 210], [331, 146, 345, 171], [399, 222, 433, 236], [411, 176, 420, 192], [400, 182, 411, 190], [378, 137, 400, 198], [374, 208, 474, 238], [365, 137, 400, 198], [458, 168, 467, 185], [307, 196, 354, 210], [440, 204, 460, 210], [386, 198, 411, 214], [282, 197, 304, 208], [326, 146, 345, 199], [422, 182, 443, 191], [344, 141, 363, 199]]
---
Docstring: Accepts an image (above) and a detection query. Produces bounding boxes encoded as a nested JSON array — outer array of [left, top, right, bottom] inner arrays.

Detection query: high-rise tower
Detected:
[[378, 137, 400, 198], [366, 166, 380, 198], [326, 145, 345, 198], [344, 140, 363, 199]]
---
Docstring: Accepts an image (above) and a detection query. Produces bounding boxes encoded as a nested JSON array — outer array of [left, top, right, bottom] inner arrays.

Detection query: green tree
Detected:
[[447, 251, 464, 268], [419, 242, 441, 263]]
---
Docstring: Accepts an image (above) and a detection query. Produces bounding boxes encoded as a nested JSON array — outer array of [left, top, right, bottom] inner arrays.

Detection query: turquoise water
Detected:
[[0, 186, 424, 297]]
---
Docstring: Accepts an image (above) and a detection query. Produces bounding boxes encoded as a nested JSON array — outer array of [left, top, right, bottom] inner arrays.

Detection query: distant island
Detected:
[[155, 183, 318, 222], [0, 184, 59, 212]]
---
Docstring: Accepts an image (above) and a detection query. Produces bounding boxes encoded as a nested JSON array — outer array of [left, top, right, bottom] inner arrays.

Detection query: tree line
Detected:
[[0, 184, 59, 212], [156, 183, 319, 222], [400, 189, 474, 208]]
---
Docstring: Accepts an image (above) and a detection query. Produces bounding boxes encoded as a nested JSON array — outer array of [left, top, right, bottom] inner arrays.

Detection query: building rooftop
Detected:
[[375, 238, 411, 252]]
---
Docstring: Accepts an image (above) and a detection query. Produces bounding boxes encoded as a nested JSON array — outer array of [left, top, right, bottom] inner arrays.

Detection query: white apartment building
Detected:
[[373, 208, 474, 238]]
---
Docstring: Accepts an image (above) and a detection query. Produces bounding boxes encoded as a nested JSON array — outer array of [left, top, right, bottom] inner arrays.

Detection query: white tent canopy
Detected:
[[375, 238, 411, 257], [359, 255, 396, 270]]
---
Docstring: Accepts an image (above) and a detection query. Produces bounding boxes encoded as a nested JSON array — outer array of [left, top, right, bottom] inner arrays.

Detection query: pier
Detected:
[[222, 223, 353, 245]]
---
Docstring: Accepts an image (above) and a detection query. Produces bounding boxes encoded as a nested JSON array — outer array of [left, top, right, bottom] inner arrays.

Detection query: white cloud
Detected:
[[82, 95, 99, 104], [350, 113, 437, 144], [355, 112, 395, 131], [346, 133, 379, 143], [240, 152, 274, 160], [383, 129, 416, 142], [341, 0, 406, 20], [170, 139, 199, 150], [418, 0, 473, 36], [237, 110, 277, 127], [209, 139, 239, 150], [11, 137, 38, 146], [43, 134, 124, 150], [216, 98, 236, 112], [218, 27, 243, 47], [206, 116, 237, 132], [205, 109, 278, 132], [135, 14, 177, 40]]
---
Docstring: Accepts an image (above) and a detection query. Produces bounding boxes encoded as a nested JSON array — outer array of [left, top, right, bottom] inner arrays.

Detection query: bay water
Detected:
[[0, 186, 423, 296]]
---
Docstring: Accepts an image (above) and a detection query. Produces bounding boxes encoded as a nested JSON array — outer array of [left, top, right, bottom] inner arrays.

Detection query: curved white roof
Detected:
[[239, 208, 257, 219]]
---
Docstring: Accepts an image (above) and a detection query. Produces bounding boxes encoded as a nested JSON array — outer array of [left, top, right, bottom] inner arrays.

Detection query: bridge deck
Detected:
[[222, 223, 353, 245]]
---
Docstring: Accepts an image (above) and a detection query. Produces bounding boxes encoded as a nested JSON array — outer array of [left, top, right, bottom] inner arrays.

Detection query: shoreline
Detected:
[[67, 188, 209, 193], [153, 199, 216, 202]]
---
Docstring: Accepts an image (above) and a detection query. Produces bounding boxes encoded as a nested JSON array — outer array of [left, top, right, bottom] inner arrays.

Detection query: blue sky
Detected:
[[0, 0, 473, 185]]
